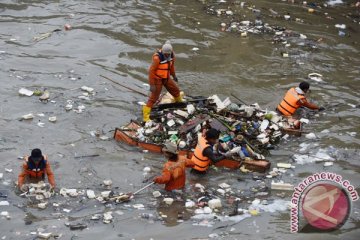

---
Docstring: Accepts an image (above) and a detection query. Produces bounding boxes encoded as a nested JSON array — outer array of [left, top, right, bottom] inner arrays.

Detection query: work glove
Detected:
[[153, 176, 162, 184], [173, 76, 178, 82], [319, 107, 325, 111], [224, 152, 233, 158]]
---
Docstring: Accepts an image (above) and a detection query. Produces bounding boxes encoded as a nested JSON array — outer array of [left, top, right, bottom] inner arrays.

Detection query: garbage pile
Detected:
[[20, 181, 54, 209], [135, 94, 298, 160]]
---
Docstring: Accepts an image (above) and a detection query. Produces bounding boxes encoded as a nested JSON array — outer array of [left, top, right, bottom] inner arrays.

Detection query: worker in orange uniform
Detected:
[[143, 40, 183, 122], [18, 148, 56, 192], [277, 81, 324, 116], [153, 142, 194, 191], [191, 128, 231, 174]]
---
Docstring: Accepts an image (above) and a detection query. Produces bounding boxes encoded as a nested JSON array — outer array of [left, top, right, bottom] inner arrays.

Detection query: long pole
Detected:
[[132, 182, 155, 195], [231, 93, 248, 105], [100, 75, 148, 97]]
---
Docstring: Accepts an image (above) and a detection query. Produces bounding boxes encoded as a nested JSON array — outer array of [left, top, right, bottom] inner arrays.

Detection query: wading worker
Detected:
[[153, 142, 194, 191], [18, 148, 56, 191], [191, 128, 231, 174], [143, 40, 183, 122], [277, 81, 324, 116]]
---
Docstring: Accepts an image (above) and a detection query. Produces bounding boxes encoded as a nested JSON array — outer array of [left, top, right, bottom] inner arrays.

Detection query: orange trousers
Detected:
[[146, 78, 180, 108]]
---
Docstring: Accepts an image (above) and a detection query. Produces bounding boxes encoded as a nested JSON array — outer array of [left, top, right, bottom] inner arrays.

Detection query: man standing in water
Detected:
[[277, 81, 324, 116], [18, 148, 56, 191], [142, 40, 183, 122], [191, 128, 231, 174], [153, 142, 194, 191]]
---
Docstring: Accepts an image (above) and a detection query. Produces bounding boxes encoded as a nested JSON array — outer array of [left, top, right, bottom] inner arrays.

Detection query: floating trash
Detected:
[[65, 103, 73, 111], [338, 30, 346, 37], [37, 232, 52, 239], [81, 86, 94, 93], [152, 191, 161, 198], [86, 190, 96, 199], [335, 24, 346, 29], [21, 113, 34, 120], [163, 198, 174, 205], [305, 132, 316, 139], [64, 23, 72, 31], [299, 118, 310, 124], [39, 90, 50, 101], [218, 183, 230, 189], [0, 201, 9, 206], [99, 135, 109, 140], [37, 202, 47, 209], [74, 105, 85, 113], [185, 200, 195, 208], [33, 89, 43, 96], [271, 181, 294, 191], [308, 73, 324, 82], [101, 191, 111, 198], [208, 199, 222, 209], [133, 204, 145, 209], [103, 180, 112, 186], [37, 121, 45, 127], [68, 222, 87, 230], [276, 163, 293, 169], [324, 162, 334, 167], [48, 116, 57, 122], [103, 212, 113, 224], [327, 0, 344, 6], [18, 88, 33, 97]]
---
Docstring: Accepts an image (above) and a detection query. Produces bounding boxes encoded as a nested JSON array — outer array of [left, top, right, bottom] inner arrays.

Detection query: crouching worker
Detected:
[[277, 81, 324, 116], [18, 148, 56, 192], [191, 128, 231, 174], [153, 142, 194, 191]]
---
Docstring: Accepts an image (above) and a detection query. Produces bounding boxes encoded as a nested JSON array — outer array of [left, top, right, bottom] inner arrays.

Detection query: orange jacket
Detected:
[[277, 87, 319, 116], [149, 50, 175, 83], [154, 158, 194, 191], [191, 135, 211, 172], [18, 155, 56, 187]]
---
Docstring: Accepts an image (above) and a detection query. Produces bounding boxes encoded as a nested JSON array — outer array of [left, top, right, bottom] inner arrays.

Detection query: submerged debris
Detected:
[[66, 222, 88, 230]]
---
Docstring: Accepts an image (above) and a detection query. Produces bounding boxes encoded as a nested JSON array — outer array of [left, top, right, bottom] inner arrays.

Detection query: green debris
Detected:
[[33, 89, 43, 96], [264, 113, 273, 120]]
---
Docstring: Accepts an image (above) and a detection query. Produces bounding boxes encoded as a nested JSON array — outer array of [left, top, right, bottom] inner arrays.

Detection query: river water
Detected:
[[0, 0, 359, 239]]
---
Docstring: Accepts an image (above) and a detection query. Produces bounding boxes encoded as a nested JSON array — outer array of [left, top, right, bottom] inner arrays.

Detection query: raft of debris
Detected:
[[126, 93, 302, 161]]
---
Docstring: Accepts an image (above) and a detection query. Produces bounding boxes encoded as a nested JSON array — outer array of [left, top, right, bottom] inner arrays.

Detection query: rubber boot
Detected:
[[142, 105, 151, 122], [174, 95, 183, 103]]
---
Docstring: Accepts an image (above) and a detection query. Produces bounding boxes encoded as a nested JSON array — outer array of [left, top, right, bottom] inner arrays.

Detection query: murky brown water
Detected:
[[0, 0, 359, 239]]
